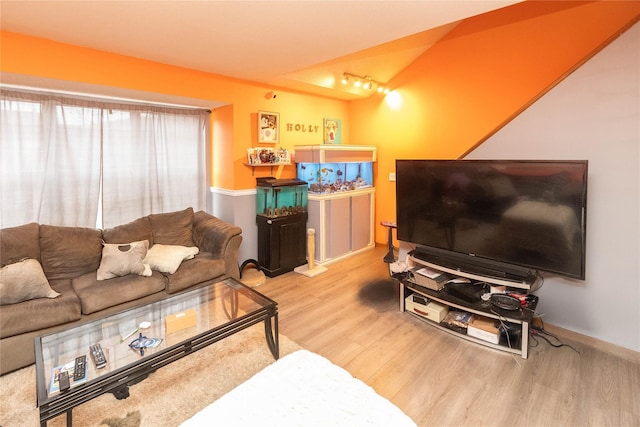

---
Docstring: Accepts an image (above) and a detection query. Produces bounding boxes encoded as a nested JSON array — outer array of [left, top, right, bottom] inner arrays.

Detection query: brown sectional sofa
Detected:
[[0, 208, 242, 375]]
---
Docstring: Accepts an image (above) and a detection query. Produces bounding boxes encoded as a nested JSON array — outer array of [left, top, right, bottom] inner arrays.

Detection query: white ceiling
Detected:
[[0, 1, 520, 101]]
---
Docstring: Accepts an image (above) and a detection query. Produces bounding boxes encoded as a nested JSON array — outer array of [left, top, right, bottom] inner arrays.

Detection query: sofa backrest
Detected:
[[102, 216, 154, 245], [0, 222, 40, 267], [39, 225, 103, 280]]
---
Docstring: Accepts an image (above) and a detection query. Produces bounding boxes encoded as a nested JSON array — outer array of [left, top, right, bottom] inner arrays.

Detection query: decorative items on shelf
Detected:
[[247, 147, 290, 165]]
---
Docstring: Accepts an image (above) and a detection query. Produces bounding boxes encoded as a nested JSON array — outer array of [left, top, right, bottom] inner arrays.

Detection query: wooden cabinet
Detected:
[[257, 213, 308, 277]]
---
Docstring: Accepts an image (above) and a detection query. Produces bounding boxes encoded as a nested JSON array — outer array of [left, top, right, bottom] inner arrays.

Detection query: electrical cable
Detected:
[[491, 309, 521, 367], [529, 317, 581, 355]]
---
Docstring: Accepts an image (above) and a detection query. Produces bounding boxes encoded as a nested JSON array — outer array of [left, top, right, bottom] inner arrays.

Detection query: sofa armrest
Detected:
[[192, 211, 243, 279]]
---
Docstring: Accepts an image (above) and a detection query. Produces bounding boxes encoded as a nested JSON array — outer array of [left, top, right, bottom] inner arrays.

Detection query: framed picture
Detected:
[[258, 111, 279, 143], [323, 118, 341, 144]]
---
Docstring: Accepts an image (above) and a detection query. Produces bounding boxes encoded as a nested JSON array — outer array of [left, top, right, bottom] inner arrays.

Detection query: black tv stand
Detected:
[[400, 253, 540, 358], [409, 250, 538, 290]]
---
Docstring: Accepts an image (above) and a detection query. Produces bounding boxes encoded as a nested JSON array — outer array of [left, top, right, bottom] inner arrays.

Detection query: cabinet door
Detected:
[[278, 220, 307, 270], [325, 197, 351, 259], [351, 193, 371, 251]]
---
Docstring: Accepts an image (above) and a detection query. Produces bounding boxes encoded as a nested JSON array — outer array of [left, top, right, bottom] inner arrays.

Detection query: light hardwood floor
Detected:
[[256, 245, 640, 427]]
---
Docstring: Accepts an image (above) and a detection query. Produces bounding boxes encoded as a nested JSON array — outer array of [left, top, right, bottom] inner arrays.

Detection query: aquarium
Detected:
[[256, 177, 308, 218], [296, 162, 373, 194]]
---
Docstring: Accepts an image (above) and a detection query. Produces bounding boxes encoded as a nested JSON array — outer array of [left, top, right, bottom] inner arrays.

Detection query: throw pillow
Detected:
[[0, 258, 60, 305], [143, 244, 199, 274], [96, 240, 152, 281]]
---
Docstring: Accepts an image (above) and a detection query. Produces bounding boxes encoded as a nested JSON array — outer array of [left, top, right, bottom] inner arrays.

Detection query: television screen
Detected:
[[396, 160, 588, 280]]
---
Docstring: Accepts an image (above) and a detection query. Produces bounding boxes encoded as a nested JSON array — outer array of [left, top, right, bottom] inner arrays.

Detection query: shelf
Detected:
[[404, 281, 537, 324], [399, 271, 537, 358], [243, 162, 291, 175], [408, 253, 539, 291]]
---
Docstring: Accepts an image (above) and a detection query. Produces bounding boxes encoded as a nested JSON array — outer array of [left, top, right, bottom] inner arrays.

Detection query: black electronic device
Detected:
[[58, 370, 70, 392], [490, 294, 522, 311], [90, 343, 107, 369], [447, 282, 485, 303], [73, 355, 86, 381], [395, 159, 588, 280]]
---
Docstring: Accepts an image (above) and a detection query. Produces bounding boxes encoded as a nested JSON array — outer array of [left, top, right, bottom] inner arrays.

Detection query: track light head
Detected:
[[341, 72, 388, 95]]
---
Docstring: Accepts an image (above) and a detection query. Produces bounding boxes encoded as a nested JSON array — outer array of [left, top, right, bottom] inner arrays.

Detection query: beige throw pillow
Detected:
[[0, 258, 60, 305], [97, 240, 152, 281], [143, 244, 199, 274]]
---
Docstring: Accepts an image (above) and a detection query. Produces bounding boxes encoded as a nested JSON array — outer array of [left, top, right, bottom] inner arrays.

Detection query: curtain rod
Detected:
[[0, 84, 211, 113]]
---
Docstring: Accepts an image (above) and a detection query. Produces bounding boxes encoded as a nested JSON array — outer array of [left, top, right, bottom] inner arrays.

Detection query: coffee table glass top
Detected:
[[36, 277, 276, 401]]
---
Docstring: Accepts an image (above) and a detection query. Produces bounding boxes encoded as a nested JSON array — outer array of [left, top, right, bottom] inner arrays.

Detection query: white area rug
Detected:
[[181, 349, 416, 427]]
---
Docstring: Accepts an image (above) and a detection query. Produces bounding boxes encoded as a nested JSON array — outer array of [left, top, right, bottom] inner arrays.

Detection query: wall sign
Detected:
[[285, 123, 320, 133]]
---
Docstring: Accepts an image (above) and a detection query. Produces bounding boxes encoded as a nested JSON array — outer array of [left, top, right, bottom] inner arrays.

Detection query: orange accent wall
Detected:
[[348, 0, 639, 245], [2, 1, 638, 245], [0, 31, 349, 191]]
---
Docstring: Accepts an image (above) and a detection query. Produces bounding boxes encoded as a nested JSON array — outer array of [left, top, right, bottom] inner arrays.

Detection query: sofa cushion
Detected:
[[0, 259, 60, 305], [40, 225, 103, 281], [0, 223, 40, 267], [72, 271, 167, 315], [102, 216, 154, 245], [96, 240, 152, 280], [0, 279, 81, 339], [144, 244, 199, 274], [165, 252, 225, 294], [148, 207, 195, 247]]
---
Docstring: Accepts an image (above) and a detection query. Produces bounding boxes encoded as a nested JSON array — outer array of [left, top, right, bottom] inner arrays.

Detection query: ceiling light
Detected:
[[341, 72, 388, 94]]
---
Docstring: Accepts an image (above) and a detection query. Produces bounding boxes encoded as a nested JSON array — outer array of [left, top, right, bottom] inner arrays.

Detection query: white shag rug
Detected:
[[181, 349, 416, 427]]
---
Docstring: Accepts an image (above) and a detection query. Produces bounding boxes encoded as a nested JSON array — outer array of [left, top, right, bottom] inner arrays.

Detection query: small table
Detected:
[[35, 277, 278, 426]]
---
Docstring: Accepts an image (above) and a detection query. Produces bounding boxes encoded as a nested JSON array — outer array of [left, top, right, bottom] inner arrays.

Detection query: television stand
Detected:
[[400, 254, 539, 358], [409, 250, 540, 291]]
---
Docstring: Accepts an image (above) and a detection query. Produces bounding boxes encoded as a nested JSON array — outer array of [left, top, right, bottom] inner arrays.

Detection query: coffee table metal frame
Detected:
[[34, 277, 278, 426]]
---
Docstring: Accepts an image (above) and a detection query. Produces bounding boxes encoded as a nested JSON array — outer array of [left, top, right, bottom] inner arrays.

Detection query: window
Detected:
[[0, 89, 208, 228]]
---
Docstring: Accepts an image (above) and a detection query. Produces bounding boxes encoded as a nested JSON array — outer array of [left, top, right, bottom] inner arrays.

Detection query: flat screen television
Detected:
[[396, 160, 588, 281]]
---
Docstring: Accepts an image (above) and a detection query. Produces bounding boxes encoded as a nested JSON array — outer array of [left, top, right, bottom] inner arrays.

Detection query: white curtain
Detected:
[[101, 105, 207, 227], [0, 90, 102, 227], [0, 89, 208, 229]]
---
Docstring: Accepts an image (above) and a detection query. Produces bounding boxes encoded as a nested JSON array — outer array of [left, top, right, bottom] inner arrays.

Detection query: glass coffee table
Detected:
[[35, 277, 278, 426]]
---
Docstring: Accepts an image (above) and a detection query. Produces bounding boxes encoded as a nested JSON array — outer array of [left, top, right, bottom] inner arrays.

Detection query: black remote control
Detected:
[[58, 370, 70, 392], [74, 355, 87, 380], [89, 343, 107, 369]]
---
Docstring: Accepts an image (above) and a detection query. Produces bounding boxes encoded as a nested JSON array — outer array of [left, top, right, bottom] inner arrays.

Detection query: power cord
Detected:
[[530, 317, 581, 355], [491, 309, 521, 367]]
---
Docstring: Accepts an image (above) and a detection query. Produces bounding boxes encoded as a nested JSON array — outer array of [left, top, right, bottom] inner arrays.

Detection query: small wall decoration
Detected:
[[247, 147, 290, 165], [258, 111, 280, 143], [323, 118, 341, 144]]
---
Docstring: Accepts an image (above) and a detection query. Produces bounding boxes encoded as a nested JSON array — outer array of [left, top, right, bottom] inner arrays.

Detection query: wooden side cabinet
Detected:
[[256, 212, 308, 277]]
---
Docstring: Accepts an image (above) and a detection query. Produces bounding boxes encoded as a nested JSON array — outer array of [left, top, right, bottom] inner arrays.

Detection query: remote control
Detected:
[[89, 343, 107, 369], [73, 355, 87, 380], [58, 370, 70, 392]]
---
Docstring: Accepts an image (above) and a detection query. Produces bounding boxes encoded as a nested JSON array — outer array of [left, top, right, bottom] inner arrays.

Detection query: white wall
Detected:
[[468, 23, 639, 352], [210, 188, 259, 264]]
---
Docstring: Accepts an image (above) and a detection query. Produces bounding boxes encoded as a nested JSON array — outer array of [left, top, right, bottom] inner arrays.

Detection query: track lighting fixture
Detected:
[[341, 72, 389, 94]]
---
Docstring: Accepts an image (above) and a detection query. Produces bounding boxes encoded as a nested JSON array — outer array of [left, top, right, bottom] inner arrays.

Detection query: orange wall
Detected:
[[2, 1, 638, 245], [0, 31, 349, 191], [348, 0, 639, 245]]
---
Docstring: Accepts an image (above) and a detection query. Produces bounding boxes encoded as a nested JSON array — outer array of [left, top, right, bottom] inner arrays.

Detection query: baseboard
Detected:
[[544, 322, 639, 364]]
